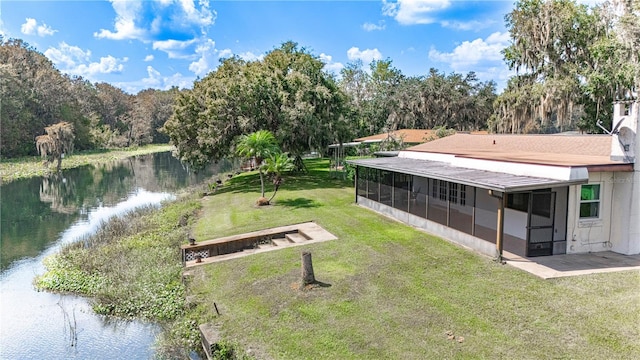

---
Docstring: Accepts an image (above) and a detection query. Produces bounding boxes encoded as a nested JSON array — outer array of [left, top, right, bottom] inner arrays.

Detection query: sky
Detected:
[[1, 0, 521, 94]]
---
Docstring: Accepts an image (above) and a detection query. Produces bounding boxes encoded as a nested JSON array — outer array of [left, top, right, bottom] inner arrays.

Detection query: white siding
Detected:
[[610, 172, 640, 255], [566, 172, 613, 254]]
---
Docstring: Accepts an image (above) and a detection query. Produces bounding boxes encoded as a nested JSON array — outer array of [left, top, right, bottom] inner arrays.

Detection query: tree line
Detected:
[[493, 0, 640, 133], [164, 41, 499, 168], [161, 0, 640, 169], [0, 37, 177, 158], [2, 0, 638, 166]]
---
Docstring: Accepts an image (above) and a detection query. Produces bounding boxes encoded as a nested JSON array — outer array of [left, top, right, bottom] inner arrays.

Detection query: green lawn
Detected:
[[187, 159, 640, 359]]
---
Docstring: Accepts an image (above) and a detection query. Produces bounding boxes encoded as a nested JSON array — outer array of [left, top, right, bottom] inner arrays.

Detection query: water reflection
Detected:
[[0, 152, 234, 359], [1, 152, 233, 271], [1, 189, 172, 360]]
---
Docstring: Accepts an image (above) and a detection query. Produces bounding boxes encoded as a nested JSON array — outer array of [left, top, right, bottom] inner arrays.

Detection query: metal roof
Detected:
[[347, 157, 588, 193], [328, 142, 361, 148]]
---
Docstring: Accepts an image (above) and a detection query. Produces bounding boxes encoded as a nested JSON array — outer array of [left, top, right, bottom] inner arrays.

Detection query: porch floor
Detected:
[[503, 251, 640, 279]]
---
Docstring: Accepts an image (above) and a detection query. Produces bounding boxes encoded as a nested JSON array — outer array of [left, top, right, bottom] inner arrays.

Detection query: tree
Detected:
[[0, 37, 91, 157], [93, 82, 133, 147], [497, 0, 639, 134], [260, 41, 352, 164], [35, 122, 75, 172], [367, 59, 404, 134], [339, 60, 371, 137], [0, 36, 178, 159], [382, 69, 496, 132], [236, 130, 279, 199], [164, 42, 351, 168], [263, 152, 295, 204], [127, 88, 177, 146]]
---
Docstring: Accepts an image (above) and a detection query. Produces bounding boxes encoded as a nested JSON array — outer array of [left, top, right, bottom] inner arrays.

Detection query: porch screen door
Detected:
[[527, 192, 555, 257]]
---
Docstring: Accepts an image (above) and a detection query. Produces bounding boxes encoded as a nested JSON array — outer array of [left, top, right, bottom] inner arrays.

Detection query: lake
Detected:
[[0, 152, 233, 359]]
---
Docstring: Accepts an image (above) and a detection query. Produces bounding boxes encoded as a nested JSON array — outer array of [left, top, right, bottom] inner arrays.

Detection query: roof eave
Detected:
[[586, 163, 634, 172], [347, 158, 588, 193]]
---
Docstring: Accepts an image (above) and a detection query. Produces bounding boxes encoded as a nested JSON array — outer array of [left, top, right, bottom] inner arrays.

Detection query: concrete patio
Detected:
[[503, 251, 640, 279]]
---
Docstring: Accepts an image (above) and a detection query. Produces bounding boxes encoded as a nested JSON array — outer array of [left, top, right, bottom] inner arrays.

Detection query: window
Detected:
[[580, 184, 600, 218], [447, 183, 467, 205], [507, 193, 529, 212], [449, 183, 458, 203], [439, 180, 447, 201]]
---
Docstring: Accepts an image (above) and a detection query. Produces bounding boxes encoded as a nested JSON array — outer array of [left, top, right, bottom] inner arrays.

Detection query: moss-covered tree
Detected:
[[36, 122, 75, 172]]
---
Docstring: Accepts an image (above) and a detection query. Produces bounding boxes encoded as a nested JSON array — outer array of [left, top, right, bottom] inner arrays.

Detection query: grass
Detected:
[[187, 158, 640, 359], [32, 157, 640, 359], [35, 199, 203, 358], [0, 144, 173, 184]]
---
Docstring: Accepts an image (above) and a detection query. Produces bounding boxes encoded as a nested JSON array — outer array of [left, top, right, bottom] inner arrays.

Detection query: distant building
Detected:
[[354, 129, 437, 146], [348, 102, 639, 258]]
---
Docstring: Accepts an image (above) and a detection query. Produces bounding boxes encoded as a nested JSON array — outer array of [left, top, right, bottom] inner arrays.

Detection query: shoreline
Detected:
[[0, 144, 174, 184]]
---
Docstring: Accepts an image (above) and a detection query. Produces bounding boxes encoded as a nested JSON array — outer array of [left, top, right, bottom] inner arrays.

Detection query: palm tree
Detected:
[[264, 152, 295, 204], [236, 130, 279, 198]]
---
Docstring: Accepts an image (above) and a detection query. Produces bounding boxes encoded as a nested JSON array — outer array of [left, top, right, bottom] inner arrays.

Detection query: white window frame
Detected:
[[579, 184, 601, 219]]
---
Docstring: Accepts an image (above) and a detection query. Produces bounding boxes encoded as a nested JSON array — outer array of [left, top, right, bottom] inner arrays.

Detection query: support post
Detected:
[[496, 193, 506, 262]]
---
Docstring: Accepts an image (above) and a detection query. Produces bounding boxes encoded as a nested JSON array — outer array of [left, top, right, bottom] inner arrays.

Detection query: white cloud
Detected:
[[178, 0, 215, 28], [383, 0, 450, 25], [189, 45, 269, 76], [21, 18, 37, 35], [362, 21, 386, 31], [21, 18, 57, 37], [347, 47, 383, 64], [94, 0, 146, 40], [188, 39, 216, 76], [319, 53, 344, 74], [94, 0, 215, 42], [93, 0, 217, 60], [218, 48, 233, 59], [401, 46, 416, 55], [428, 31, 513, 89], [44, 42, 91, 69], [440, 19, 495, 31], [115, 65, 194, 94], [152, 38, 198, 59], [44, 42, 128, 79], [319, 53, 332, 63], [238, 51, 264, 62], [428, 31, 509, 69], [93, 1, 217, 60], [144, 54, 154, 62], [324, 62, 345, 75], [75, 55, 128, 76]]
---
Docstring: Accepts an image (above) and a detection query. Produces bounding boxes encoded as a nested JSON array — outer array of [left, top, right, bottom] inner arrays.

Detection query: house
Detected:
[[354, 129, 437, 146], [348, 101, 639, 258], [329, 129, 437, 176]]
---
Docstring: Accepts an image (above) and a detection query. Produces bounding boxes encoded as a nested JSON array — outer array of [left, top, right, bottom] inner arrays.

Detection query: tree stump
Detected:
[[301, 251, 315, 287]]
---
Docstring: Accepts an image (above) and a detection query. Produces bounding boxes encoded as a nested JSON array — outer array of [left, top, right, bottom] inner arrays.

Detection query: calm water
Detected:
[[0, 152, 233, 359]]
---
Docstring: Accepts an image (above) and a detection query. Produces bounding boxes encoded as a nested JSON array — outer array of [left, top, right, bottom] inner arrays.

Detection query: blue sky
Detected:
[[1, 0, 518, 94]]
